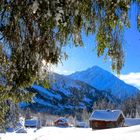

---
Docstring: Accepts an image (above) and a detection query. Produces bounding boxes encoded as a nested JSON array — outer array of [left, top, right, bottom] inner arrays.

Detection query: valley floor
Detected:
[[1, 125, 140, 140]]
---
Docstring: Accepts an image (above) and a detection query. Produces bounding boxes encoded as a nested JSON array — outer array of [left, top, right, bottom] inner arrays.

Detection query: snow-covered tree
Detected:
[[121, 97, 137, 118], [0, 0, 140, 127], [93, 99, 116, 110]]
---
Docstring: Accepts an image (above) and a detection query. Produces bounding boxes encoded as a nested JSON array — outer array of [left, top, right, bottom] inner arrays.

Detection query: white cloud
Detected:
[[119, 73, 140, 89], [52, 66, 74, 75], [54, 69, 74, 75]]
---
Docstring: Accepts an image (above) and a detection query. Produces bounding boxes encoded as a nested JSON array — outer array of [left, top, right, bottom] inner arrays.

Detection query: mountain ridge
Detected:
[[22, 72, 120, 115], [21, 66, 139, 115], [69, 66, 139, 99]]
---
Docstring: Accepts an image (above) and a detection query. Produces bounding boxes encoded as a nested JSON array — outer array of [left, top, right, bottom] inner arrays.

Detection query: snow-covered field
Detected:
[[1, 125, 140, 140]]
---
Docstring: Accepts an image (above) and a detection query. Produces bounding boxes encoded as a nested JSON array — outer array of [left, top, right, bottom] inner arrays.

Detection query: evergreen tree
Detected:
[[121, 97, 137, 118], [0, 0, 140, 127], [93, 99, 116, 110]]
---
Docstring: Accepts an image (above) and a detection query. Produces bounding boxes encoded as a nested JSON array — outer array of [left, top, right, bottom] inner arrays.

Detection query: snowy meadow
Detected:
[[1, 125, 140, 140]]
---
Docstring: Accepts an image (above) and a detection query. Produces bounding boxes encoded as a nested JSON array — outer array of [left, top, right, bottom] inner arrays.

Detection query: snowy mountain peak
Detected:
[[87, 65, 103, 71], [69, 66, 139, 100]]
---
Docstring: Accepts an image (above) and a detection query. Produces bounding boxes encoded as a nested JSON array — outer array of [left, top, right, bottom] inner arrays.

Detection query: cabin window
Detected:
[[93, 122, 98, 127]]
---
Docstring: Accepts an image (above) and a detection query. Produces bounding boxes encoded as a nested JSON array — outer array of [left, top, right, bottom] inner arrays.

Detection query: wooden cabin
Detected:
[[89, 110, 125, 129], [54, 117, 69, 127]]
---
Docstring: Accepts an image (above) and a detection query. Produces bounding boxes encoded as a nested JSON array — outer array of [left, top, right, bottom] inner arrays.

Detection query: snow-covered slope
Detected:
[[23, 73, 120, 114], [49, 73, 84, 96], [1, 125, 140, 140], [69, 66, 139, 99]]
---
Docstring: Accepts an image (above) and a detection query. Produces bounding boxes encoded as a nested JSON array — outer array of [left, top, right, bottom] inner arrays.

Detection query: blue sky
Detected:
[[54, 5, 140, 89]]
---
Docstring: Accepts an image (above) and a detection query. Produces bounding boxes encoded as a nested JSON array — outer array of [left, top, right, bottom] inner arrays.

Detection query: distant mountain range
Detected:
[[21, 66, 139, 115], [69, 66, 139, 99]]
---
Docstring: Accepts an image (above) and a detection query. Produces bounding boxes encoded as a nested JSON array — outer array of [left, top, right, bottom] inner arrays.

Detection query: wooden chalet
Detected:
[[89, 110, 125, 129], [54, 117, 69, 127]]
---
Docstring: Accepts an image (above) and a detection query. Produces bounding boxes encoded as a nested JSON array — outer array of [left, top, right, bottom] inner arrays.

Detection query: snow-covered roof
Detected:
[[89, 110, 124, 121], [125, 118, 140, 126], [24, 119, 38, 127], [55, 117, 68, 123]]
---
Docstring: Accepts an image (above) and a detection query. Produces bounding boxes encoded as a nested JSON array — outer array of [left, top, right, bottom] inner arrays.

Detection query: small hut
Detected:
[[89, 110, 125, 129], [54, 117, 69, 127]]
